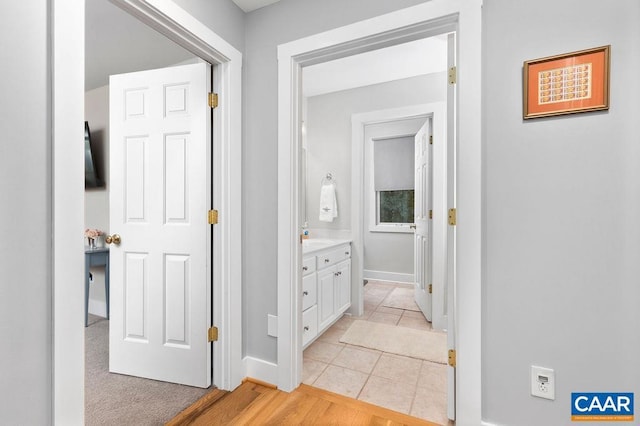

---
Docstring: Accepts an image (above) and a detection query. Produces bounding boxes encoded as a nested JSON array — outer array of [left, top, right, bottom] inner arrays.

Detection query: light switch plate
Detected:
[[267, 314, 278, 337]]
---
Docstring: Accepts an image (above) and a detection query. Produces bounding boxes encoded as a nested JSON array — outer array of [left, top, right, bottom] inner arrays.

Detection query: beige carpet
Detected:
[[339, 320, 447, 364], [85, 315, 209, 425], [381, 287, 421, 311]]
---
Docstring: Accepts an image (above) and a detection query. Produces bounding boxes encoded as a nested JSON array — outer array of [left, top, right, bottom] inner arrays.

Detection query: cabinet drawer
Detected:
[[302, 305, 318, 347], [302, 273, 317, 311], [317, 244, 351, 269], [302, 256, 316, 275]]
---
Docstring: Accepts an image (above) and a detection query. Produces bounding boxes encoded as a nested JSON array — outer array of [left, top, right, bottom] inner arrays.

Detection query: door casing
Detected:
[[276, 1, 482, 424]]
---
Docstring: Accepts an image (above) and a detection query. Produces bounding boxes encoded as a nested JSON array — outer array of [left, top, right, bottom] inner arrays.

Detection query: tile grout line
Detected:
[[354, 371, 372, 401], [408, 360, 427, 416], [306, 357, 330, 386], [353, 346, 384, 401]]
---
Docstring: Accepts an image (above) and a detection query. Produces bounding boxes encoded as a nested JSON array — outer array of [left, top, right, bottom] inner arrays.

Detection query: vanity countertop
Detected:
[[302, 238, 351, 255]]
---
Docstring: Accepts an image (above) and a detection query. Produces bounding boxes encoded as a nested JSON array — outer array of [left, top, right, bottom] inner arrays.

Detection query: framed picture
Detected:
[[523, 45, 610, 119]]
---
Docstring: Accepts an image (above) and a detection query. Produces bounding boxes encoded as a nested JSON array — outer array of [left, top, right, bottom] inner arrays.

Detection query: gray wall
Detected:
[[0, 3, 52, 423], [86, 0, 195, 90], [483, 0, 640, 424], [85, 86, 110, 235], [172, 0, 245, 53], [86, 0, 244, 91], [85, 85, 111, 316], [243, 0, 430, 363], [305, 74, 445, 276]]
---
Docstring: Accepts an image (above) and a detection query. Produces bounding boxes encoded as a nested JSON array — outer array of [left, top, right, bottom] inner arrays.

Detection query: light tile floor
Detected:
[[303, 280, 450, 425]]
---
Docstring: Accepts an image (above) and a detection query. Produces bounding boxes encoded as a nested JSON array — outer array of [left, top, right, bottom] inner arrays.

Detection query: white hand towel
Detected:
[[319, 183, 338, 222]]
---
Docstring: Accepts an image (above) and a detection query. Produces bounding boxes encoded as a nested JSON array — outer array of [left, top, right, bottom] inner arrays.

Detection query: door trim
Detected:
[[52, 0, 243, 420], [276, 1, 481, 424]]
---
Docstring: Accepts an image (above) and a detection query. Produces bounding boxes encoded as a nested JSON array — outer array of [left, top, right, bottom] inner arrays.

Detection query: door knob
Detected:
[[105, 234, 121, 245]]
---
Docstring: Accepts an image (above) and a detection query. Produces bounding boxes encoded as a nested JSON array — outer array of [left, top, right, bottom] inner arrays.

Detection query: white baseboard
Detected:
[[243, 356, 278, 386], [364, 269, 414, 284], [87, 300, 107, 317], [481, 421, 499, 426]]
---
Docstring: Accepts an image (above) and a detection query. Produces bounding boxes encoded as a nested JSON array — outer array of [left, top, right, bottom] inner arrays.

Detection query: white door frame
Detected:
[[52, 0, 243, 421], [277, 1, 481, 424]]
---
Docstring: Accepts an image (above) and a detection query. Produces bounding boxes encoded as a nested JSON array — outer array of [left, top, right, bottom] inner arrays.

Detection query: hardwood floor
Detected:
[[167, 379, 441, 425]]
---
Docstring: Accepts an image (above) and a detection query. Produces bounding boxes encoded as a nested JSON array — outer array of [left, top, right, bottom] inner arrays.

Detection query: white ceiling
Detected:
[[302, 36, 448, 97], [231, 0, 282, 12]]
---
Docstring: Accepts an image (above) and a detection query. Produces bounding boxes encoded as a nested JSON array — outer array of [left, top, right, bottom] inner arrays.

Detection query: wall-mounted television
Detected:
[[84, 121, 104, 188]]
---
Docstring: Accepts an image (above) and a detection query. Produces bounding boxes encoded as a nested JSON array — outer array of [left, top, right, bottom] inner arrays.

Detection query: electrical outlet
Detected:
[[531, 365, 555, 400]]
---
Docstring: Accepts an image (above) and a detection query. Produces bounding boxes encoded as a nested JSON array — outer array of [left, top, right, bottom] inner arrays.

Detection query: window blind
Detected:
[[373, 136, 415, 191]]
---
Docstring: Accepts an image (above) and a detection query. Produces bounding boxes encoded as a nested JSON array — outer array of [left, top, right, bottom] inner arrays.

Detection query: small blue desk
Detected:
[[85, 246, 109, 327]]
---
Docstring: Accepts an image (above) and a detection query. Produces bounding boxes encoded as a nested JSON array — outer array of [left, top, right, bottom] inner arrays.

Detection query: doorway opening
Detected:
[[53, 0, 243, 421], [294, 27, 454, 424], [300, 54, 450, 420], [83, 1, 216, 422], [277, 2, 482, 425]]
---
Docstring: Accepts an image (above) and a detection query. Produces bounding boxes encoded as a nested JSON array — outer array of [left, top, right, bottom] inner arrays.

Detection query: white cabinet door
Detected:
[[317, 267, 336, 330], [109, 63, 211, 388], [334, 259, 351, 313]]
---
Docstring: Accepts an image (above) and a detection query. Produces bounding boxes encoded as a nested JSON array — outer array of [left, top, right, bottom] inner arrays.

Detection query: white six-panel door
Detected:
[[414, 119, 433, 321], [109, 62, 212, 388]]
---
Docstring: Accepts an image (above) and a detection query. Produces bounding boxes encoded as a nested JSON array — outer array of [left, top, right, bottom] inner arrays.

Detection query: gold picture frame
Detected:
[[523, 45, 610, 119]]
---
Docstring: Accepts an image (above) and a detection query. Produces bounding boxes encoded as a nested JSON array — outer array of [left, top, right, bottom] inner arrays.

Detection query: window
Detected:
[[378, 190, 415, 224], [371, 135, 415, 232]]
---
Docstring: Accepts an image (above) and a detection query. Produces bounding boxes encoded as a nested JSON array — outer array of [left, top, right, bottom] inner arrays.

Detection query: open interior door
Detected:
[[108, 62, 212, 388], [413, 119, 433, 322]]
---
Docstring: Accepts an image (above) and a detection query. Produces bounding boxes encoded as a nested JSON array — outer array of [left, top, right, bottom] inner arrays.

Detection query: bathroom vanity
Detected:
[[301, 239, 351, 348]]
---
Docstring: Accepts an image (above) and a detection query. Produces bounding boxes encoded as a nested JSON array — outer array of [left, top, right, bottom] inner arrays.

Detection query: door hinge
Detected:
[[429, 210, 433, 220], [429, 135, 433, 145], [208, 209, 219, 225], [448, 349, 456, 367], [428, 284, 433, 294], [448, 208, 457, 226], [208, 326, 219, 342], [208, 92, 219, 108], [448, 66, 457, 85]]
